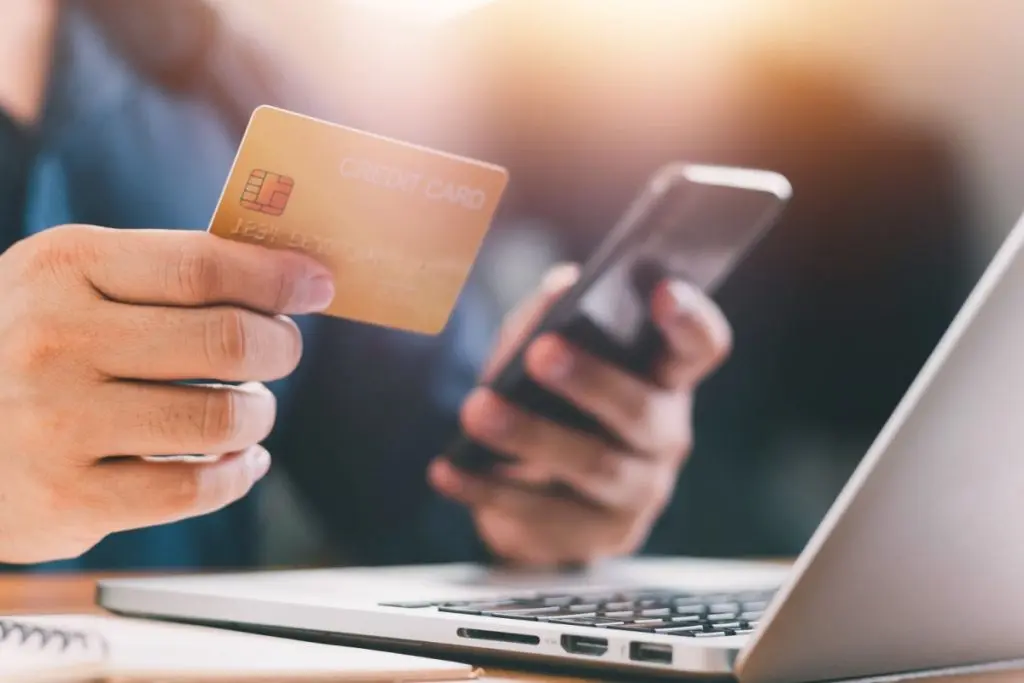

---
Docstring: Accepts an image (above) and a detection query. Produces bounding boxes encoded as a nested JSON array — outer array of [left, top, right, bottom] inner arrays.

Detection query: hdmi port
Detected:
[[561, 635, 608, 657]]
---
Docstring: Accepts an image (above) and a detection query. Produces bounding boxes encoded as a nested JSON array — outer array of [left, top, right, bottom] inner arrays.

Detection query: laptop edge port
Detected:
[[629, 641, 673, 664], [561, 634, 609, 656], [456, 628, 540, 645]]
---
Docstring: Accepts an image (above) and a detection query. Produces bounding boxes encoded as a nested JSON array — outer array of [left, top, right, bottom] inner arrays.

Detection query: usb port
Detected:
[[561, 635, 608, 657], [630, 642, 673, 665]]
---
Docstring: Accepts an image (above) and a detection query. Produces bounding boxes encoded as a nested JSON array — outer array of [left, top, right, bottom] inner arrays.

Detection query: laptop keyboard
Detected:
[[382, 588, 775, 638]]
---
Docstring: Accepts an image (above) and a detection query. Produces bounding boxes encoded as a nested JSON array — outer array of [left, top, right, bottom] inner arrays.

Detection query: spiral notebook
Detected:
[[0, 614, 477, 682], [0, 618, 107, 682]]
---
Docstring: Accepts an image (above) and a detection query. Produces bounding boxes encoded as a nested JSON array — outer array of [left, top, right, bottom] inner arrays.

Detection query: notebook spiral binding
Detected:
[[0, 618, 109, 657]]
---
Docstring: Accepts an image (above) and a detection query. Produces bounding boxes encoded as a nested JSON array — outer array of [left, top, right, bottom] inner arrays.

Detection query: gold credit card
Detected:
[[209, 105, 509, 335]]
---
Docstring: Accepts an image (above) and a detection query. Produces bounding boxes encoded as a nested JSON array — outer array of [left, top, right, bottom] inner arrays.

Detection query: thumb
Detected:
[[482, 263, 580, 382]]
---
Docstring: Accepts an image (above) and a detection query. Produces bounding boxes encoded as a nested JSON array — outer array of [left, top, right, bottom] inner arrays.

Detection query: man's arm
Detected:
[[80, 0, 502, 564]]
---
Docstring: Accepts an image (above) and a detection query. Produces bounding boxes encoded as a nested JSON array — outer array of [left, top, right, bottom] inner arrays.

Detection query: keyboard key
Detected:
[[672, 596, 702, 605], [458, 602, 525, 612], [602, 601, 634, 612], [616, 590, 669, 600], [379, 601, 435, 608], [655, 625, 704, 635], [487, 612, 545, 621], [603, 611, 636, 619], [568, 604, 600, 613], [694, 631, 727, 638], [708, 613, 739, 622], [541, 596, 576, 607], [607, 623, 660, 633], [712, 621, 743, 630], [735, 628, 756, 635], [710, 603, 741, 614], [486, 606, 564, 619], [438, 606, 485, 615], [548, 617, 626, 627], [639, 608, 672, 617], [669, 615, 701, 624], [739, 611, 764, 621], [494, 613, 564, 624], [674, 604, 707, 616]]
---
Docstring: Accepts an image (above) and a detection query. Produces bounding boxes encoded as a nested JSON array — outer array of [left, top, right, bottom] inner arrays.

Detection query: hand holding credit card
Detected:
[[208, 105, 509, 335]]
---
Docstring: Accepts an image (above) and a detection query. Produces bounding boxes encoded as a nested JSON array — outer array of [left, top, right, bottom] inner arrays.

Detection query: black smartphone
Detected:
[[446, 163, 792, 474]]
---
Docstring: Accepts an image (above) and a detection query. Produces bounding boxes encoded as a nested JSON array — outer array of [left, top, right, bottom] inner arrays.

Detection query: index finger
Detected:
[[84, 228, 335, 315], [483, 263, 579, 381], [651, 279, 732, 388]]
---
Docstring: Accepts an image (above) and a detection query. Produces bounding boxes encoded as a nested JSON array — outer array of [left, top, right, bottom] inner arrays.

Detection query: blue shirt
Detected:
[[6, 1, 972, 572], [6, 0, 496, 572]]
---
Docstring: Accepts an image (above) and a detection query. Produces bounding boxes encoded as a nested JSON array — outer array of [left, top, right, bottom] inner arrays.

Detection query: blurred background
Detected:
[[201, 0, 1023, 565]]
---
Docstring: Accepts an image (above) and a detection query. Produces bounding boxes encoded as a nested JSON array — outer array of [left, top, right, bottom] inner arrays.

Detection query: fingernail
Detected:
[[301, 274, 335, 312], [542, 263, 580, 293], [667, 280, 703, 319], [248, 447, 272, 481], [540, 342, 573, 381]]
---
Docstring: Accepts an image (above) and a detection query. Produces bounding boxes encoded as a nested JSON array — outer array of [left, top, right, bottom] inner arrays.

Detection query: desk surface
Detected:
[[2, 573, 1020, 683], [0, 572, 592, 682]]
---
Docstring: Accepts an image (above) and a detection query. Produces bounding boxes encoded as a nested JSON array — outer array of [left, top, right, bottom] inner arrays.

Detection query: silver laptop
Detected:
[[98, 209, 1024, 683]]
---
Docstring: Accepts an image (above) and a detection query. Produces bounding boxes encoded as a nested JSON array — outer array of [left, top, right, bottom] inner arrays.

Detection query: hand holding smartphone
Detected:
[[445, 163, 792, 475]]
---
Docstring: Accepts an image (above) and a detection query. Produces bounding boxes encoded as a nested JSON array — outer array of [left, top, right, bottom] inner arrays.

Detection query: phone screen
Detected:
[[447, 165, 791, 474], [572, 177, 788, 349]]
